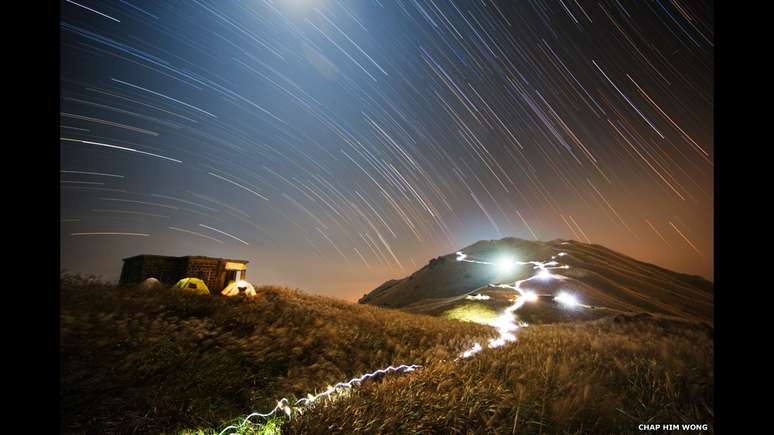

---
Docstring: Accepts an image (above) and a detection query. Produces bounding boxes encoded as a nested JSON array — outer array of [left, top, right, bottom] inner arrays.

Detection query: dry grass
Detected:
[[61, 273, 712, 434], [60, 274, 494, 434], [289, 313, 713, 434]]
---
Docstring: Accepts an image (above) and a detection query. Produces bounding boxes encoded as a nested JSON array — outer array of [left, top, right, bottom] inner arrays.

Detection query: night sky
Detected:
[[60, 0, 713, 301]]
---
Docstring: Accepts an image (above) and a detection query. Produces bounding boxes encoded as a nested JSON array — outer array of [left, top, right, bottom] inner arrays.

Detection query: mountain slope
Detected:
[[359, 238, 713, 324]]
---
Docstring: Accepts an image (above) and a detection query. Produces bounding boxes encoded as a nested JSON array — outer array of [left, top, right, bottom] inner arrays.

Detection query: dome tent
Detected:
[[172, 277, 210, 295], [221, 280, 256, 297], [137, 277, 164, 291]]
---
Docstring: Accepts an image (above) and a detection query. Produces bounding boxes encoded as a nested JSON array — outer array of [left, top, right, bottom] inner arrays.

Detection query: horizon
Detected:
[[61, 234, 712, 302]]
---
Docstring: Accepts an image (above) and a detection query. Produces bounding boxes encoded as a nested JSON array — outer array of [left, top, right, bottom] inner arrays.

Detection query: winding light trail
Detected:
[[219, 249, 577, 433], [217, 364, 422, 435], [455, 250, 572, 358]]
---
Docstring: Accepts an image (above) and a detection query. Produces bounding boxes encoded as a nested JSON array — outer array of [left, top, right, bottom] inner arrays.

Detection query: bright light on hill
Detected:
[[554, 292, 578, 307], [522, 290, 538, 302], [495, 256, 517, 273], [535, 269, 553, 281], [466, 294, 491, 300]]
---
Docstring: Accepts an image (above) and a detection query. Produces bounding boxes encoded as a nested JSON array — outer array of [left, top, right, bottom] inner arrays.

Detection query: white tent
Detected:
[[221, 280, 256, 297], [137, 277, 164, 291]]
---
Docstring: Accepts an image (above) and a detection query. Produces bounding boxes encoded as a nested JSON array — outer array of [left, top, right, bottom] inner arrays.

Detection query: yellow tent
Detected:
[[221, 280, 256, 297], [172, 277, 210, 295]]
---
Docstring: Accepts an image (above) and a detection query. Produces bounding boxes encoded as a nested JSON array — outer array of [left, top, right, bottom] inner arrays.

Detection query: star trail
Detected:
[[60, 0, 713, 299]]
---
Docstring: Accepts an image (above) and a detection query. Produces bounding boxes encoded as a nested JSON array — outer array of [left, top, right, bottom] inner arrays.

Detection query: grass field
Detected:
[[61, 273, 712, 434], [60, 274, 494, 434], [290, 314, 713, 434]]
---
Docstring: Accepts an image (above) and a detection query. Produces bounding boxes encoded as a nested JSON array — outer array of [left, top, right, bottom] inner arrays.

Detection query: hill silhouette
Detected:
[[359, 238, 713, 324]]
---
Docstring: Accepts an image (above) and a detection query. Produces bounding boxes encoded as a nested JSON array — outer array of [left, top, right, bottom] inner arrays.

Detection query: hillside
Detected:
[[290, 313, 713, 434], [61, 271, 713, 434], [60, 275, 494, 434], [359, 238, 713, 324]]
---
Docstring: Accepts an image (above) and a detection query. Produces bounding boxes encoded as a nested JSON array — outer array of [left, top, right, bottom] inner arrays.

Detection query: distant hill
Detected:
[[359, 238, 713, 324]]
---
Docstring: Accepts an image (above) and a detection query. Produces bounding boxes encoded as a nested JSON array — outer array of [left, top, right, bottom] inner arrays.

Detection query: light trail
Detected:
[[70, 232, 149, 237], [218, 364, 421, 435], [61, 180, 105, 185], [60, 170, 124, 178], [669, 221, 704, 258], [111, 78, 218, 119], [208, 172, 269, 201], [60, 137, 182, 163], [60, 112, 159, 136], [465, 294, 490, 300], [92, 209, 169, 218], [198, 224, 249, 245], [220, 247, 578, 433], [65, 0, 121, 23], [169, 226, 224, 244], [455, 249, 572, 358]]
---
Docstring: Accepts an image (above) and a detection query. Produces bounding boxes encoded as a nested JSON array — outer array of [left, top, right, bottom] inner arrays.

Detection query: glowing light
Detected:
[[554, 292, 579, 307], [488, 332, 515, 348], [222, 280, 257, 297], [456, 248, 573, 359], [522, 290, 538, 302], [492, 311, 520, 332], [495, 256, 517, 273], [535, 268, 553, 281], [465, 294, 491, 300], [218, 364, 422, 435], [225, 262, 247, 271], [461, 342, 482, 358]]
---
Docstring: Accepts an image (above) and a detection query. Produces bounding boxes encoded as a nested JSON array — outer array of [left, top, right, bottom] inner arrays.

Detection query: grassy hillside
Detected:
[[60, 275, 494, 434], [61, 270, 713, 434], [359, 238, 713, 323], [404, 287, 626, 326], [291, 313, 713, 434]]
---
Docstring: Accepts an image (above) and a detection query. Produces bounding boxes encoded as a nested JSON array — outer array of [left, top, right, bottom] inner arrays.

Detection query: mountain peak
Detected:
[[359, 237, 712, 323]]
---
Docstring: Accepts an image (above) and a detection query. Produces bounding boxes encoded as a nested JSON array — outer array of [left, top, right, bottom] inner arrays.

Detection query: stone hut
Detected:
[[119, 255, 248, 294]]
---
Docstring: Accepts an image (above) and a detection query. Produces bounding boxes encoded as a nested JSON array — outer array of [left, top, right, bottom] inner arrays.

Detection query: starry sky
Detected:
[[60, 0, 713, 301]]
